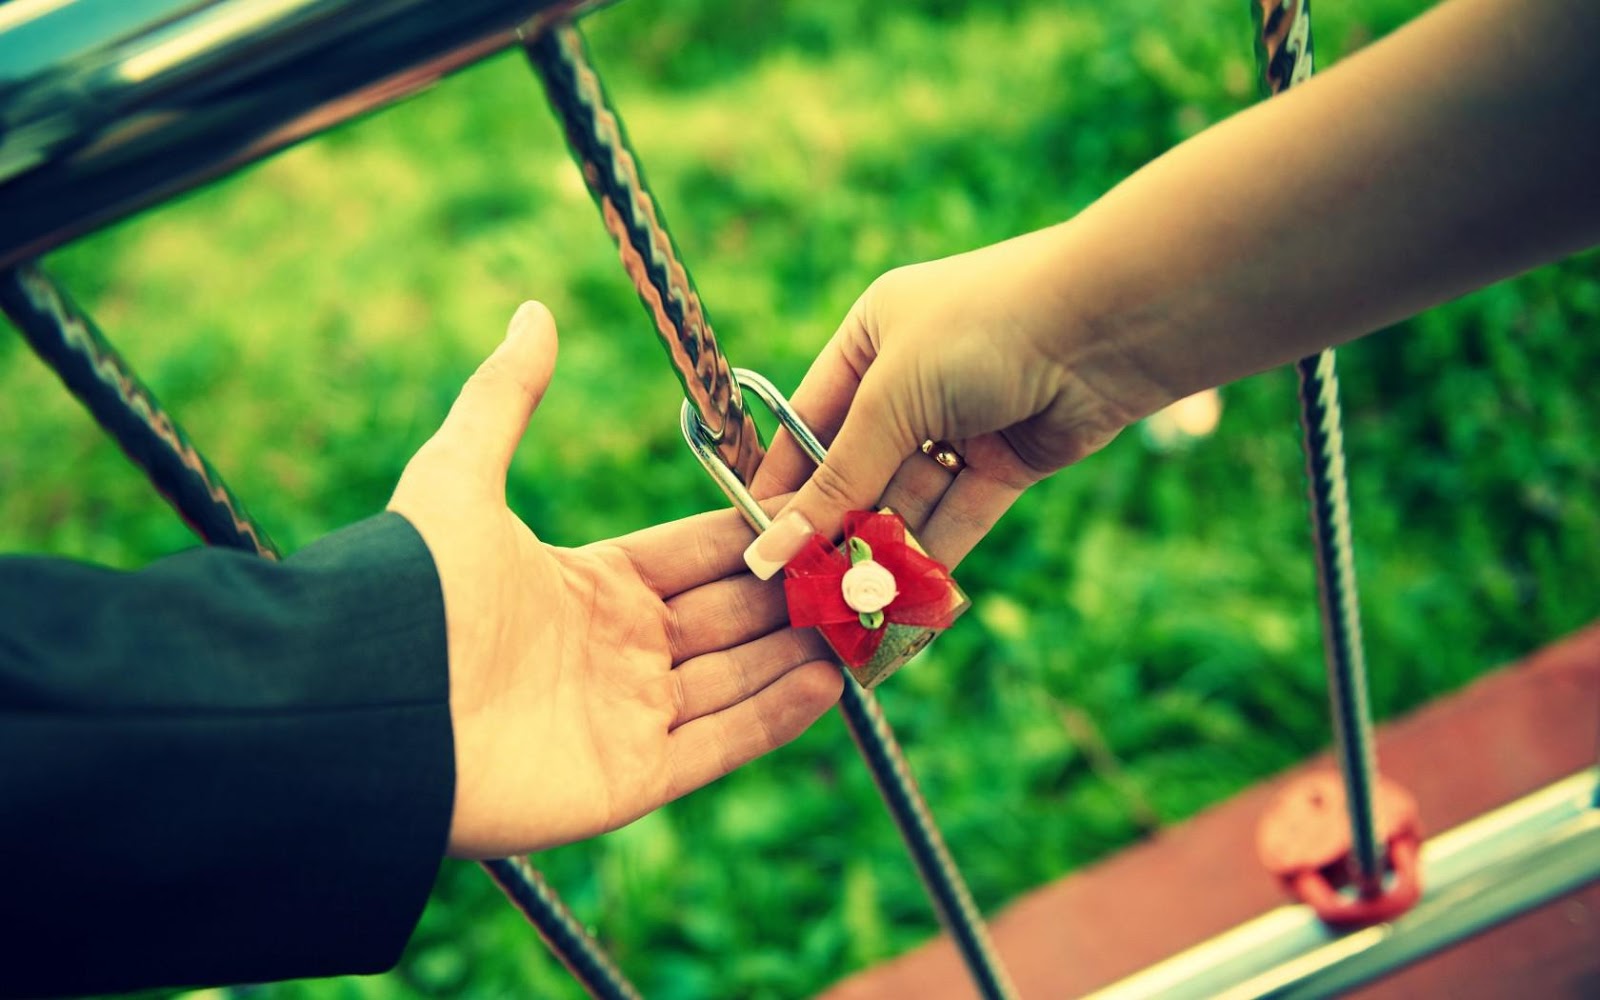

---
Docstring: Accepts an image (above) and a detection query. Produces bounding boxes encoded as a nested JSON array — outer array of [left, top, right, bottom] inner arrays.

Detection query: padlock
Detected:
[[681, 369, 967, 688]]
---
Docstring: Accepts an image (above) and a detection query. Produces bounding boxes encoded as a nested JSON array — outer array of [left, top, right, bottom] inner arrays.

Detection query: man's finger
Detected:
[[607, 494, 793, 599], [434, 301, 558, 481], [669, 627, 831, 729], [663, 574, 788, 663], [662, 661, 842, 802]]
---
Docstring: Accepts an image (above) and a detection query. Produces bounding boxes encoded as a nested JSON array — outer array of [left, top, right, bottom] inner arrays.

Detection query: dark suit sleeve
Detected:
[[0, 512, 455, 999]]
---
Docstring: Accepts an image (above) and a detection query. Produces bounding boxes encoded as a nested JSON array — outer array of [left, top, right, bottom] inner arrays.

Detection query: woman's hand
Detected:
[[745, 227, 1146, 575], [389, 302, 842, 859], [746, 0, 1600, 577]]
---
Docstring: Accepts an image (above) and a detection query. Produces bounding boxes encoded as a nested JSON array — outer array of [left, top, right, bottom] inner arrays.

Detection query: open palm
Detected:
[[390, 302, 841, 859]]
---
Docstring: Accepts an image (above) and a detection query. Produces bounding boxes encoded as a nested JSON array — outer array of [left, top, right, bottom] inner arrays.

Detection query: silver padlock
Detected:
[[681, 369, 968, 688]]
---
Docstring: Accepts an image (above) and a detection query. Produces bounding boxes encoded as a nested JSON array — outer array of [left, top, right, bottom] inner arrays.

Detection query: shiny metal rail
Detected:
[[1084, 769, 1600, 1000], [0, 0, 593, 270], [1251, 0, 1385, 891]]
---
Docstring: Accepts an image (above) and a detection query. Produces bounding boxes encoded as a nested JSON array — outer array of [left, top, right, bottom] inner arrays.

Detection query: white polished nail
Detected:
[[743, 510, 815, 580]]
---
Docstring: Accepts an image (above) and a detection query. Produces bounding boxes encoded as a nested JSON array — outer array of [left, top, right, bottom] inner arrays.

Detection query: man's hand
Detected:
[[389, 302, 842, 859]]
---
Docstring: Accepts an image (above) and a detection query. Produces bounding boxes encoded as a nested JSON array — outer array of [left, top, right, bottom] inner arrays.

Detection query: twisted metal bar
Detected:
[[0, 262, 640, 1000], [0, 263, 278, 559], [1251, 0, 1385, 891], [484, 857, 642, 1000], [530, 27, 1009, 978], [836, 680, 1018, 1000], [524, 23, 765, 484], [683, 372, 1019, 1000], [1295, 351, 1383, 888]]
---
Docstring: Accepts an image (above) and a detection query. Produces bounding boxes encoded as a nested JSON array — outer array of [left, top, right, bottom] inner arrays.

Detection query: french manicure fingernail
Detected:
[[744, 510, 815, 580]]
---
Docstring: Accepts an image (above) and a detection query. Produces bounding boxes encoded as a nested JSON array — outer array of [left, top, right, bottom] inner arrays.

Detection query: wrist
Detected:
[[1022, 220, 1186, 432]]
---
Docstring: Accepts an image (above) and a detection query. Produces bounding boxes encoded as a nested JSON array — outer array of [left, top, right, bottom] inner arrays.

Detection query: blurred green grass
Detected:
[[3, 1, 1597, 997]]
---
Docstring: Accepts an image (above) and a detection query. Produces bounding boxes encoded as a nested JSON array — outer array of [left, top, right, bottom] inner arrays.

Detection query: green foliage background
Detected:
[[3, 1, 1596, 997]]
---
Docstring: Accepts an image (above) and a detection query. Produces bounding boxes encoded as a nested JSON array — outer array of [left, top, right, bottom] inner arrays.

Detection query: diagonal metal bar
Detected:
[[0, 261, 640, 1000], [484, 857, 642, 1000], [0, 263, 279, 559], [1250, 0, 1385, 892], [524, 23, 766, 485], [681, 374, 1019, 1000], [535, 23, 1016, 997], [836, 678, 1019, 1000]]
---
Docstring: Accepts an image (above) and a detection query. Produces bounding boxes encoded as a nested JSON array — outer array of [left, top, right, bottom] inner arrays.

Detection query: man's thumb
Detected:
[[743, 380, 912, 580], [438, 301, 559, 480]]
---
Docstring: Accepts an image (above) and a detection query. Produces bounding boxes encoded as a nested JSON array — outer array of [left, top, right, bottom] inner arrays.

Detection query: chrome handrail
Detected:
[[1084, 769, 1600, 1000], [0, 0, 594, 268]]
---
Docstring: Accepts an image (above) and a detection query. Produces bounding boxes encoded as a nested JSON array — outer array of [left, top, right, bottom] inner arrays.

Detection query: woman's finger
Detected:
[[743, 364, 919, 580], [749, 319, 875, 502], [919, 467, 1027, 568], [876, 445, 962, 534]]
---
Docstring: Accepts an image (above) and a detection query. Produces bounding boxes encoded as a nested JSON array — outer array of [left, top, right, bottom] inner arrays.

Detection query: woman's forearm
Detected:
[[746, 0, 1597, 567], [1043, 0, 1600, 417]]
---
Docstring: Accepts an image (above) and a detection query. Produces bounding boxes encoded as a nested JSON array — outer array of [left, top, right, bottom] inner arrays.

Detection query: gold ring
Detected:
[[920, 439, 966, 473]]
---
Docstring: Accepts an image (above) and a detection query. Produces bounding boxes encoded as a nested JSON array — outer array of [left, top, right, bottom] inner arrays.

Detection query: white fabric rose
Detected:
[[841, 559, 898, 614]]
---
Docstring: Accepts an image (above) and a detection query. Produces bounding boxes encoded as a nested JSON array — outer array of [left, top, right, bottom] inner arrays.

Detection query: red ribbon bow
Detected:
[[783, 510, 963, 667]]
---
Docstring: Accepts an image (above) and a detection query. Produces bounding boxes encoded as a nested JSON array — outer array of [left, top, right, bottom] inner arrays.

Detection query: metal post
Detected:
[[1250, 0, 1386, 892]]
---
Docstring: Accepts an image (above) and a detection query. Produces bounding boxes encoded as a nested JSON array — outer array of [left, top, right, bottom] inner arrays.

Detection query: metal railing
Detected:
[[1, 2, 1595, 998]]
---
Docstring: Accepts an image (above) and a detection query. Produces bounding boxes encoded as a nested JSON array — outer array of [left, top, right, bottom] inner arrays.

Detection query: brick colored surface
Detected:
[[821, 622, 1600, 1000]]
